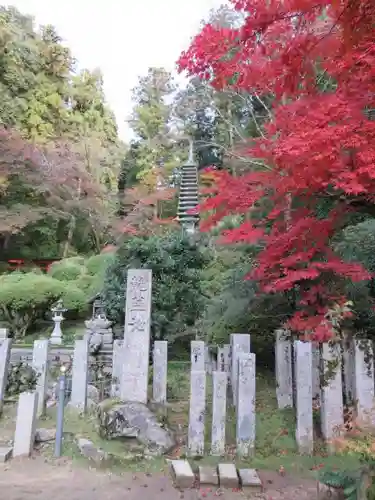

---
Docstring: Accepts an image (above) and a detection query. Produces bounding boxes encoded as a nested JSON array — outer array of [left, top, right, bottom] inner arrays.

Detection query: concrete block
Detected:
[[199, 466, 219, 486], [0, 447, 12, 463], [170, 459, 195, 488], [218, 463, 239, 488], [238, 469, 263, 493]]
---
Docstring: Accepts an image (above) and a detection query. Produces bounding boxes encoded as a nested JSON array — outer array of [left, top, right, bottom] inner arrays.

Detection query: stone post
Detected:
[[191, 340, 205, 371], [217, 347, 225, 372], [230, 334, 251, 406], [211, 371, 227, 455], [236, 353, 256, 457], [0, 327, 8, 346], [120, 269, 152, 404], [153, 340, 168, 404], [353, 339, 375, 425], [70, 339, 89, 412], [312, 343, 321, 402], [275, 329, 293, 409], [321, 343, 344, 451], [188, 370, 206, 456], [294, 341, 313, 455], [13, 391, 38, 457], [343, 338, 355, 403], [32, 339, 49, 417], [111, 340, 123, 398], [0, 338, 12, 415]]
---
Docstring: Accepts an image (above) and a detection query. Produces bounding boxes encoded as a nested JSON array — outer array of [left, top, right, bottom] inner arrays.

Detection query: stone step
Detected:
[[199, 466, 219, 486], [238, 469, 262, 493], [217, 463, 239, 488], [170, 460, 195, 488]]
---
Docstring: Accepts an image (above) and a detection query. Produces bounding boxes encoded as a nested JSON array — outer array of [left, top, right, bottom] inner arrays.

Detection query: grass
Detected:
[[0, 363, 363, 478]]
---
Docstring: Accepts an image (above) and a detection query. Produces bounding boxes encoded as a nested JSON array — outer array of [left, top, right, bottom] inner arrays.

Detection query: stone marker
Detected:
[[275, 329, 293, 408], [170, 460, 195, 488], [0, 338, 12, 415], [230, 333, 250, 405], [238, 469, 263, 493], [343, 339, 355, 403], [120, 269, 152, 404], [353, 339, 375, 425], [32, 339, 49, 417], [236, 353, 256, 457], [199, 466, 219, 486], [111, 339, 123, 397], [294, 341, 313, 454], [218, 463, 239, 488], [70, 339, 89, 412], [13, 391, 39, 457], [153, 340, 168, 403], [321, 342, 344, 451], [211, 371, 227, 455], [312, 343, 321, 402], [0, 328, 8, 344], [188, 370, 206, 456], [217, 347, 225, 372], [191, 340, 205, 371], [0, 447, 12, 463]]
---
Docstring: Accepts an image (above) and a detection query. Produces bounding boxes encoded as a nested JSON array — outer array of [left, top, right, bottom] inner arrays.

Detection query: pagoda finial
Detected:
[[188, 139, 194, 164]]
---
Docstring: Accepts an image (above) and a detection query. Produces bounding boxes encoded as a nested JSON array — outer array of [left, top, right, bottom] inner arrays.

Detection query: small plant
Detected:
[[6, 362, 38, 396]]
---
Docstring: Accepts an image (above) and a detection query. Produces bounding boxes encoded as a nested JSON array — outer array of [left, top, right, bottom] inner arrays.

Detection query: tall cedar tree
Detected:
[[178, 0, 375, 340]]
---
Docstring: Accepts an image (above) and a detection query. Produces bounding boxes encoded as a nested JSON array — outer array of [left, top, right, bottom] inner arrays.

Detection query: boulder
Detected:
[[97, 399, 175, 456]]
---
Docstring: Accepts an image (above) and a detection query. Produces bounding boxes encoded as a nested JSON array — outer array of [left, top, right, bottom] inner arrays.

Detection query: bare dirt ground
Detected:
[[0, 457, 319, 500]]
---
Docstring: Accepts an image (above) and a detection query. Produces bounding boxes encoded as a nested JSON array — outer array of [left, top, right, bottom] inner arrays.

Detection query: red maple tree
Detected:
[[178, 0, 375, 339]]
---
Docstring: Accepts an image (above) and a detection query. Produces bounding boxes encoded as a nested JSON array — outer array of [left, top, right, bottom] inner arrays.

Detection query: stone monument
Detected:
[[120, 269, 152, 404]]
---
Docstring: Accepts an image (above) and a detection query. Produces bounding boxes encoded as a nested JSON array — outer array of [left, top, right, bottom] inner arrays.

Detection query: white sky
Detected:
[[5, 0, 223, 141]]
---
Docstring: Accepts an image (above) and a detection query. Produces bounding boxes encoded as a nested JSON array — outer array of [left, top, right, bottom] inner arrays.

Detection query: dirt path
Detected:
[[0, 457, 319, 500]]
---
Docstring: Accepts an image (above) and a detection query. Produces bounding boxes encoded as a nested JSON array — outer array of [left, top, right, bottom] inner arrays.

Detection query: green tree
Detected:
[[101, 231, 210, 343]]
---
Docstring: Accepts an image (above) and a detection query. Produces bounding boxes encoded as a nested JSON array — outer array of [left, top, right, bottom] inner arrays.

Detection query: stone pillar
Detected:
[[120, 269, 152, 404], [111, 340, 123, 398], [211, 371, 227, 456], [217, 347, 225, 372], [294, 341, 313, 455], [230, 334, 251, 406], [0, 338, 12, 415], [225, 344, 231, 382], [236, 353, 256, 457], [70, 339, 89, 412], [353, 339, 375, 425], [275, 330, 293, 409], [321, 343, 344, 451], [153, 340, 168, 404], [32, 339, 49, 417], [191, 340, 205, 371], [13, 391, 38, 457], [343, 339, 355, 403], [188, 370, 206, 456], [0, 328, 8, 346], [312, 343, 321, 402]]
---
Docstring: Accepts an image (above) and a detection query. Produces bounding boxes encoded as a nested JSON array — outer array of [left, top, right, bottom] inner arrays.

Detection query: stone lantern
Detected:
[[50, 299, 67, 345]]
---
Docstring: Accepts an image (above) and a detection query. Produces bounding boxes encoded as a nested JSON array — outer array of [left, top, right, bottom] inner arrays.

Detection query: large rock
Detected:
[[97, 400, 175, 456]]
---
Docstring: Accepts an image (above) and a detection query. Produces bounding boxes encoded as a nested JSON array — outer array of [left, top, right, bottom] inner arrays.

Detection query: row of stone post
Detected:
[[276, 332, 375, 454], [188, 334, 255, 457]]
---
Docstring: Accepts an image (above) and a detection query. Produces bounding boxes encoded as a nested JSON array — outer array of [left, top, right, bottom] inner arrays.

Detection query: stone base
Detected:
[[50, 336, 62, 345], [238, 469, 263, 493], [170, 460, 195, 488], [218, 463, 239, 488], [199, 466, 219, 486]]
